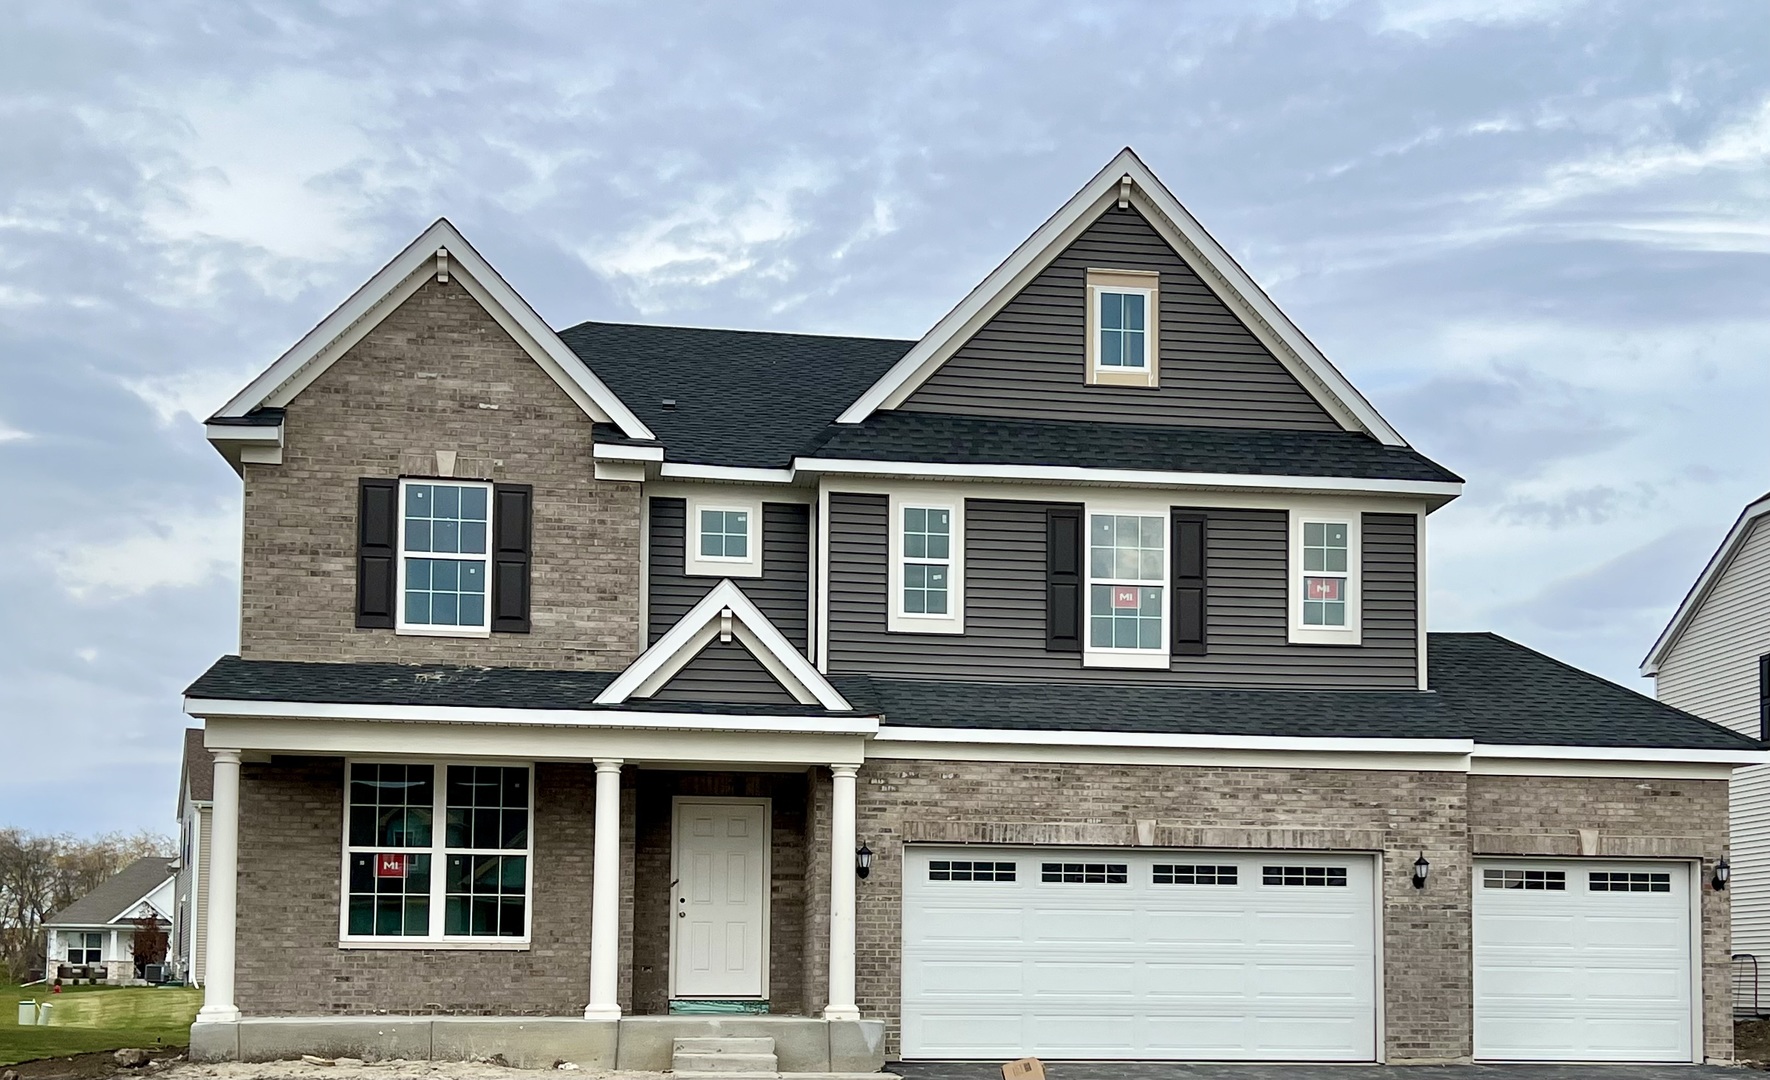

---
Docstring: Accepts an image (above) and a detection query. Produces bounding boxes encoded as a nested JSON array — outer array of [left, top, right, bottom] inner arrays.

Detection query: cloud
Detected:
[[0, 420, 31, 442], [1495, 527, 1711, 636], [1376, 0, 1584, 36], [122, 366, 257, 426], [51, 504, 241, 601]]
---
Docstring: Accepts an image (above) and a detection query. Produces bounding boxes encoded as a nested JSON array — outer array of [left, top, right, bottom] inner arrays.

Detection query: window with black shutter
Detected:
[[491, 483, 533, 634], [356, 479, 398, 628], [1171, 511, 1206, 655], [1046, 506, 1082, 651]]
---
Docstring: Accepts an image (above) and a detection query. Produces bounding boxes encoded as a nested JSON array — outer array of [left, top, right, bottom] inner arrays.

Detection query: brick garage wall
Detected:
[[853, 760, 1472, 1062], [1469, 774, 1732, 1063], [236, 758, 595, 1015], [629, 772, 811, 1015], [239, 276, 641, 669]]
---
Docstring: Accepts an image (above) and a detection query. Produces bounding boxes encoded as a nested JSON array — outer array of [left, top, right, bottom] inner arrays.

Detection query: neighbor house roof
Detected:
[[45, 857, 175, 928], [181, 727, 214, 804], [558, 321, 912, 468], [185, 633, 1752, 752], [1641, 489, 1770, 676]]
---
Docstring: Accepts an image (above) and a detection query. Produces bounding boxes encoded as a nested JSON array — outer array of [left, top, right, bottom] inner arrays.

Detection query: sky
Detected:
[[2, 0, 1768, 837]]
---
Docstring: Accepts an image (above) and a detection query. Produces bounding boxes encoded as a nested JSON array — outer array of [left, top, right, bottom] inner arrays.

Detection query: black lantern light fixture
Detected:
[[1412, 852, 1430, 890], [856, 841, 873, 880], [1715, 858, 1731, 891]]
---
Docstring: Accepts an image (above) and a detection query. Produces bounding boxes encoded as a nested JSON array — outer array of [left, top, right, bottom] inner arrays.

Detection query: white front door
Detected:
[[672, 798, 770, 999], [900, 846, 1378, 1060], [1473, 859, 1694, 1062]]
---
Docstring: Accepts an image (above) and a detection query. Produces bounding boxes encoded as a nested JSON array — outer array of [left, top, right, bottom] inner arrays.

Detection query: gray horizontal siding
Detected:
[[645, 638, 798, 705], [826, 494, 1416, 688], [649, 499, 810, 650], [898, 205, 1342, 431]]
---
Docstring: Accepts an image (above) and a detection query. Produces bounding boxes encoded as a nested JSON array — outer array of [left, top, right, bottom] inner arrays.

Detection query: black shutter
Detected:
[[491, 483, 533, 633], [355, 479, 398, 628], [1759, 654, 1770, 744], [1171, 511, 1207, 655], [1047, 506, 1083, 652]]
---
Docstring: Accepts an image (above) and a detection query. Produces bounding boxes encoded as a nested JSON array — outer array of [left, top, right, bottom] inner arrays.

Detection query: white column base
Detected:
[[822, 1005, 861, 1022], [195, 1004, 241, 1024], [581, 1003, 621, 1021]]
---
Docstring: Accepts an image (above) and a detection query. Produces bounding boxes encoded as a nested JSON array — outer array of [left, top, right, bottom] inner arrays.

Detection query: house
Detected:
[[43, 856, 175, 985], [180, 148, 1764, 1070], [173, 727, 215, 986], [1643, 491, 1770, 1010]]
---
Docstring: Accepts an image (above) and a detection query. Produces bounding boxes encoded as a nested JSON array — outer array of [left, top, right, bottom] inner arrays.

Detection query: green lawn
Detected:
[[0, 982, 200, 1066]]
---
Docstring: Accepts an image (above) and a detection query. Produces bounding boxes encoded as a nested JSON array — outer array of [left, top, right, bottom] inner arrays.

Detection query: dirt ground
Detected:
[[4, 1059, 667, 1080]]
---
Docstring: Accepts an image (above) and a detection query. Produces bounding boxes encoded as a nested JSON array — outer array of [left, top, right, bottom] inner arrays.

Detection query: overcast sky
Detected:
[[3, 0, 1768, 837]]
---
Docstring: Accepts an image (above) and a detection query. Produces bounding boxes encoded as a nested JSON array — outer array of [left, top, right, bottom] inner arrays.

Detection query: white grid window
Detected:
[[344, 762, 533, 943], [684, 497, 763, 577], [901, 506, 952, 616], [1087, 513, 1166, 659], [1096, 289, 1149, 370], [399, 481, 492, 633], [698, 508, 750, 560], [1301, 521, 1349, 627], [67, 932, 103, 964]]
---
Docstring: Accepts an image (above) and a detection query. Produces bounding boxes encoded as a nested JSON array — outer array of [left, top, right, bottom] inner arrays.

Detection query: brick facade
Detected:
[[238, 277, 641, 669]]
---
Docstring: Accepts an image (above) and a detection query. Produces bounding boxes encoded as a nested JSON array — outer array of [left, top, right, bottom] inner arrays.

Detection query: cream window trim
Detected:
[[1085, 268, 1160, 388], [1289, 510, 1362, 645], [685, 495, 764, 578], [887, 492, 964, 634]]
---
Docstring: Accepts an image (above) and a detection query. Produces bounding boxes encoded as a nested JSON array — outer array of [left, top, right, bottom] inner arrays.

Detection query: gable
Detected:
[[643, 637, 800, 705], [1645, 492, 1770, 677], [898, 204, 1340, 430], [1652, 514, 1770, 734]]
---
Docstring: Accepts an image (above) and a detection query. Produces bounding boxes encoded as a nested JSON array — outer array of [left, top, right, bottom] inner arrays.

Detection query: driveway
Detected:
[[890, 1065, 1746, 1080]]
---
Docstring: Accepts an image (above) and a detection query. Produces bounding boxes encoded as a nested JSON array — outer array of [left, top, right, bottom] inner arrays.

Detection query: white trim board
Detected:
[[1641, 491, 1770, 676], [187, 696, 876, 735], [594, 579, 851, 711], [211, 218, 652, 441], [835, 148, 1407, 447]]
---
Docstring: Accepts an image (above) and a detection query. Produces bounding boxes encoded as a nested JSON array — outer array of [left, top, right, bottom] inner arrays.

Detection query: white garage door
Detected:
[[900, 846, 1377, 1060], [1474, 859, 1694, 1062]]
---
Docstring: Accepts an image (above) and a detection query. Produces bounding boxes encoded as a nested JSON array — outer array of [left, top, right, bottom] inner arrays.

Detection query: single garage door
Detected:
[[1474, 859, 1694, 1062], [900, 846, 1377, 1060]]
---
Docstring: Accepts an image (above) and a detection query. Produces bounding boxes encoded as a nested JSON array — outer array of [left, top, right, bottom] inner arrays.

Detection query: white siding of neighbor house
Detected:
[[1656, 515, 1770, 955], [195, 805, 211, 985]]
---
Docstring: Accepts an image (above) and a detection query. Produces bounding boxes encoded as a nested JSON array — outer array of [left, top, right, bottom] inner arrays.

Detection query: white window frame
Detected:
[[1289, 509, 1362, 645], [1082, 503, 1169, 669], [685, 495, 763, 578], [338, 759, 535, 950], [1085, 268, 1160, 388], [888, 492, 964, 633], [396, 478, 494, 638]]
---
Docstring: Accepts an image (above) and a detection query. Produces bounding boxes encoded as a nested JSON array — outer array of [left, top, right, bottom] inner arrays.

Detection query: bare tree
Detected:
[[0, 828, 173, 981]]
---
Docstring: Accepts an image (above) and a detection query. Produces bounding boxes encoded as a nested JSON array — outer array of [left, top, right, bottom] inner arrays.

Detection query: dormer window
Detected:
[[1085, 268, 1160, 388]]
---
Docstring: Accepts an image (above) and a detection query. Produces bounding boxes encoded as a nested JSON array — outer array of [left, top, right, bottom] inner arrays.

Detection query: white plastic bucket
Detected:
[[16, 1001, 36, 1026], [35, 1002, 52, 1026]]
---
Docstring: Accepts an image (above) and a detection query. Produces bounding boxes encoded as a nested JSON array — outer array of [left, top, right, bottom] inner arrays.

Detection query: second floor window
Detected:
[[400, 480, 492, 634], [1085, 268, 1160, 388], [901, 506, 951, 615], [699, 508, 750, 560], [685, 496, 763, 577], [888, 493, 963, 633], [1086, 511, 1167, 667], [1096, 289, 1148, 370], [1290, 511, 1361, 645]]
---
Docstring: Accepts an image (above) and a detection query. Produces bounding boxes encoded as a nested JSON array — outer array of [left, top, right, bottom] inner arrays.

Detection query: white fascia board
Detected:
[[1472, 743, 1770, 766], [212, 218, 653, 441], [1641, 493, 1770, 676], [592, 443, 665, 462], [795, 457, 1461, 501], [836, 148, 1407, 447], [596, 579, 851, 710], [203, 424, 282, 445], [186, 696, 878, 736], [658, 463, 798, 485], [873, 725, 1474, 756]]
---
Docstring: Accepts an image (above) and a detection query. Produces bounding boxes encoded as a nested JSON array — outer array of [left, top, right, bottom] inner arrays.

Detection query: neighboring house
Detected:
[[173, 727, 215, 986], [180, 148, 1764, 1071], [1643, 492, 1770, 1005], [44, 856, 176, 985]]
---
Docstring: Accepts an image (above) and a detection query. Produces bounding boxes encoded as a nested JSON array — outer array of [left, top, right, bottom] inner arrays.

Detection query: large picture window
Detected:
[[342, 761, 532, 944], [398, 480, 492, 634], [1085, 510, 1167, 667]]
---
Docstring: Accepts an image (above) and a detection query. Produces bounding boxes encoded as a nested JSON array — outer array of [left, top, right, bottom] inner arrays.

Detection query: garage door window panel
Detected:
[[1153, 864, 1237, 885], [1590, 871, 1672, 893], [1262, 865, 1348, 887], [928, 860, 1016, 882], [1482, 867, 1566, 891], [1042, 862, 1128, 884]]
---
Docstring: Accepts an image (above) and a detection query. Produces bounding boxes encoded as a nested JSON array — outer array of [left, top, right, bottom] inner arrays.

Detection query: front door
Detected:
[[672, 798, 770, 999]]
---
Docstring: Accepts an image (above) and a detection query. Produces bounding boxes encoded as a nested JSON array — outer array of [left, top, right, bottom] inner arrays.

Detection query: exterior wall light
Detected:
[[1715, 858, 1730, 891], [1412, 852, 1430, 889], [856, 842, 873, 880]]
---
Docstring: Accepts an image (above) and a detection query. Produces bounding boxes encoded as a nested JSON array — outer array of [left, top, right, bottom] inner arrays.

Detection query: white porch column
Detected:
[[196, 749, 240, 1023], [584, 758, 623, 1020], [825, 764, 860, 1022]]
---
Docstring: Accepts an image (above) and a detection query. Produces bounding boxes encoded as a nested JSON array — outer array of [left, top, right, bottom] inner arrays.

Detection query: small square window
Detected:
[[684, 498, 763, 577], [698, 509, 750, 559]]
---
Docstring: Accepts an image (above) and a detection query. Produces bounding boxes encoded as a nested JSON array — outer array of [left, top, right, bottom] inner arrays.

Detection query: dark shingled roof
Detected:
[[46, 857, 175, 928], [184, 633, 1755, 752], [558, 321, 912, 468], [803, 411, 1461, 483]]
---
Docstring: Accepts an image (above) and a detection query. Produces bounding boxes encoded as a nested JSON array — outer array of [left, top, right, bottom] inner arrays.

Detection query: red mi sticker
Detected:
[[1306, 577, 1342, 601], [1113, 586, 1140, 609], [377, 853, 408, 878]]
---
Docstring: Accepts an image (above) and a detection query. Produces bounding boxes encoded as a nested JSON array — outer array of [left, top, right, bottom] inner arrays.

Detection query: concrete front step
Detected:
[[673, 1051, 781, 1072], [674, 1035, 779, 1054], [674, 1074, 901, 1080]]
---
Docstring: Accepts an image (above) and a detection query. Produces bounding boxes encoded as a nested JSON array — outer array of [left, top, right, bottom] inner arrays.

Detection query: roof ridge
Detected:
[[559, 318, 914, 346]]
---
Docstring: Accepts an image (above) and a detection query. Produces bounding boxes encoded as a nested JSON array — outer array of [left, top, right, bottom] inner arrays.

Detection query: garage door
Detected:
[[1474, 859, 1693, 1062], [900, 846, 1377, 1060]]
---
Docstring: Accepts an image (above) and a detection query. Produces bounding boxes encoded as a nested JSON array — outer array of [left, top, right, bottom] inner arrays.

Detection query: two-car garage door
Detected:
[[901, 846, 1378, 1060]]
